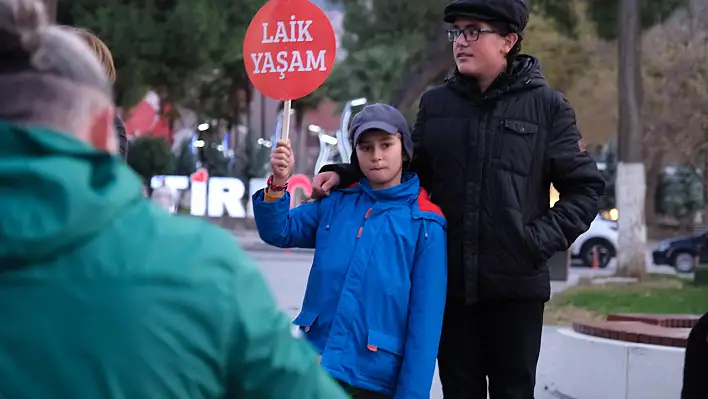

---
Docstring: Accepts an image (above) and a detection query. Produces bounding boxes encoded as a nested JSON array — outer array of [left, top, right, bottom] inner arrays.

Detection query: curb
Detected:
[[237, 242, 314, 254]]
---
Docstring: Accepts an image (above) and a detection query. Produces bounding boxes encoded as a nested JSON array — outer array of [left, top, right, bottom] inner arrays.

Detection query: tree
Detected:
[[322, 0, 439, 112], [615, 0, 646, 279], [584, 0, 687, 40], [644, 8, 708, 167], [562, 44, 617, 146], [127, 137, 175, 187], [643, 1, 708, 229], [658, 165, 704, 231], [324, 42, 415, 105], [519, 6, 594, 94], [183, 0, 261, 124], [612, 0, 690, 278], [386, 23, 452, 112], [58, 0, 261, 110], [187, 61, 253, 128]]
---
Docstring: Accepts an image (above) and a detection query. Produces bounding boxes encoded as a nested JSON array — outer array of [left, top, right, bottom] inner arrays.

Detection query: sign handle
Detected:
[[282, 100, 293, 141]]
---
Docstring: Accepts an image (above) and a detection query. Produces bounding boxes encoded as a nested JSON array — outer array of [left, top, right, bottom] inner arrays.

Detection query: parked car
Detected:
[[652, 231, 707, 273], [570, 215, 618, 268]]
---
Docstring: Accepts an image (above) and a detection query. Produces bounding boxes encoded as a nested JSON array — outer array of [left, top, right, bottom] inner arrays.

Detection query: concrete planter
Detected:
[[551, 328, 685, 399]]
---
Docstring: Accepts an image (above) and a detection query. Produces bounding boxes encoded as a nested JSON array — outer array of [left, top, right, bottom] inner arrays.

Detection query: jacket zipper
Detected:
[[356, 208, 373, 238]]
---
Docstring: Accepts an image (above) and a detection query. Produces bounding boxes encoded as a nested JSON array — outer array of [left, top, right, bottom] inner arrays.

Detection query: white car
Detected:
[[570, 215, 618, 268]]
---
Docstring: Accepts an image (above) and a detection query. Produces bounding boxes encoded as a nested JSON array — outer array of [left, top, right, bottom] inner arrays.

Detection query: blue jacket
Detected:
[[253, 173, 447, 398]]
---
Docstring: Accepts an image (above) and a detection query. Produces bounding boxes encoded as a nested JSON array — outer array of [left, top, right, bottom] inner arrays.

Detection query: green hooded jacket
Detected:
[[0, 121, 347, 399]]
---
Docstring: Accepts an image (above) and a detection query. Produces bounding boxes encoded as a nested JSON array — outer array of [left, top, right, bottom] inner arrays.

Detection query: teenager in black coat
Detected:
[[312, 0, 604, 397]]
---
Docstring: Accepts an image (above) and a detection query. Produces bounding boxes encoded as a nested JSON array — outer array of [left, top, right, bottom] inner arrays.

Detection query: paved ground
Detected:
[[569, 252, 683, 277], [248, 249, 568, 399], [237, 229, 682, 278]]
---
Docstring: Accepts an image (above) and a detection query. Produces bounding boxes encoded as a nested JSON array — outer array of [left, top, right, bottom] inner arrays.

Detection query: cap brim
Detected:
[[353, 121, 399, 144]]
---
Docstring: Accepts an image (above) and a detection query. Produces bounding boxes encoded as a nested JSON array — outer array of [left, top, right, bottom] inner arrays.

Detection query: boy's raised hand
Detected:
[[270, 139, 294, 185]]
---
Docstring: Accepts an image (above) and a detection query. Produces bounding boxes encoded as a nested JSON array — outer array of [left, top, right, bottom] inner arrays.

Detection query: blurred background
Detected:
[[44, 0, 708, 273], [46, 0, 708, 236], [41, 1, 708, 396]]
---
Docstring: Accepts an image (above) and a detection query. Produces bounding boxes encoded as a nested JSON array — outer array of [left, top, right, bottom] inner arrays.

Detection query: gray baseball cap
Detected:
[[350, 104, 413, 160]]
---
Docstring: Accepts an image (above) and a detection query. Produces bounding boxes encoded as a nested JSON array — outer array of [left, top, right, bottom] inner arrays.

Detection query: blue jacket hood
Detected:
[[342, 172, 420, 204]]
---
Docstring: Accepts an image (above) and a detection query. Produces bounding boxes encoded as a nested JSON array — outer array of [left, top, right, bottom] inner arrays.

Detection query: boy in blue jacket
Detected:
[[253, 104, 447, 399]]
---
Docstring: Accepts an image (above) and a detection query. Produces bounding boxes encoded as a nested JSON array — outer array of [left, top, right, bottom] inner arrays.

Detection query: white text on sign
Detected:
[[261, 16, 313, 43], [251, 15, 328, 80]]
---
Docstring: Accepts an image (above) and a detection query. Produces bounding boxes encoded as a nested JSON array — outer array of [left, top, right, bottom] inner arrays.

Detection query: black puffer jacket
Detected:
[[115, 115, 128, 160], [323, 55, 605, 304]]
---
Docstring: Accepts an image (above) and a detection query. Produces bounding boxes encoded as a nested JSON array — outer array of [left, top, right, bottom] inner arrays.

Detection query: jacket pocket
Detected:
[[492, 209, 541, 274], [292, 311, 319, 333], [522, 225, 544, 266], [359, 330, 403, 385], [524, 223, 558, 265], [367, 330, 403, 355], [493, 120, 538, 176]]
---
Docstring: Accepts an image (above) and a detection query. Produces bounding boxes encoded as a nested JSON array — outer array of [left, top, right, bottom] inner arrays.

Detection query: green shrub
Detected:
[[694, 264, 708, 286], [126, 136, 175, 184]]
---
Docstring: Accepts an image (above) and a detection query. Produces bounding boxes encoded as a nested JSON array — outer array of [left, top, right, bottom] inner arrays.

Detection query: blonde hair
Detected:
[[64, 26, 116, 83]]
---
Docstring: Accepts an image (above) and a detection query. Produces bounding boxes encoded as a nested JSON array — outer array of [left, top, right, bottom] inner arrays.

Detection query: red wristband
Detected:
[[267, 174, 289, 192]]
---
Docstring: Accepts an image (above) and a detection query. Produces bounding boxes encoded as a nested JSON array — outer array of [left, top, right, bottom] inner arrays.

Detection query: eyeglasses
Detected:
[[446, 27, 498, 43]]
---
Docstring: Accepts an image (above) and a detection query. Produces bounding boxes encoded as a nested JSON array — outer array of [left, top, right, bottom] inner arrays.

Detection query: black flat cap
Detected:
[[443, 0, 530, 34]]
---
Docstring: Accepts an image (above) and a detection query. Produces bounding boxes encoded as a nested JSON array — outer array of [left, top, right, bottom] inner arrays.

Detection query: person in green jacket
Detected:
[[0, 1, 347, 398]]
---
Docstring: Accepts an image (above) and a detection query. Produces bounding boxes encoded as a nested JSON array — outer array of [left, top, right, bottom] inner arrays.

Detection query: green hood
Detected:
[[0, 121, 144, 264]]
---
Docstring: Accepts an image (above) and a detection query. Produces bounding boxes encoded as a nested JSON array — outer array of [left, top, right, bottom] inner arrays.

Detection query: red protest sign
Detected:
[[243, 0, 337, 101]]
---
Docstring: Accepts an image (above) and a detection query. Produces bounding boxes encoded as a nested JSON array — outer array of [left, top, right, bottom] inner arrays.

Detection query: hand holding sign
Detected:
[[244, 0, 336, 140], [270, 139, 294, 185]]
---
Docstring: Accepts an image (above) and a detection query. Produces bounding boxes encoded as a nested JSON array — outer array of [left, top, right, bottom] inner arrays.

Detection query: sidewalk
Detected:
[[550, 273, 580, 296], [236, 228, 582, 295], [233, 229, 314, 253], [233, 229, 268, 251]]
